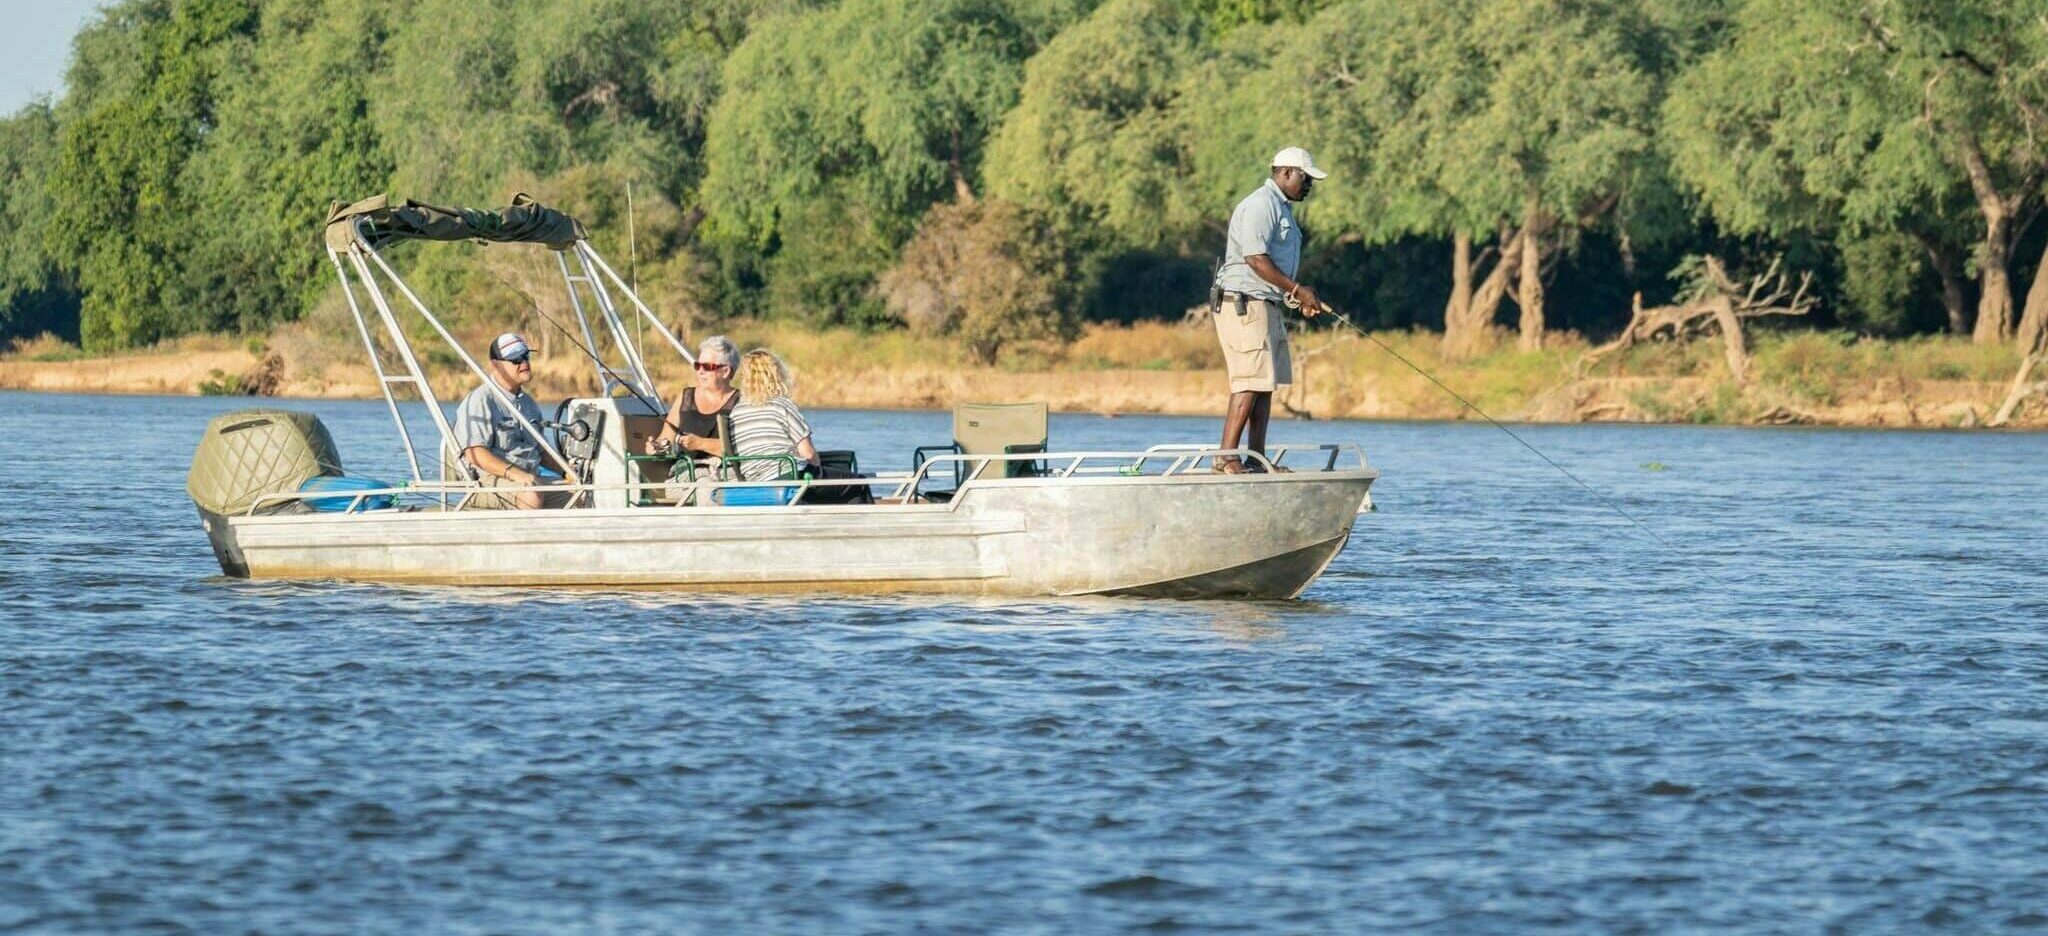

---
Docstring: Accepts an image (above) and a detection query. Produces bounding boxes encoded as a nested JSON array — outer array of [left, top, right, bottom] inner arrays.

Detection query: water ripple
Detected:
[[1, 393, 2045, 932]]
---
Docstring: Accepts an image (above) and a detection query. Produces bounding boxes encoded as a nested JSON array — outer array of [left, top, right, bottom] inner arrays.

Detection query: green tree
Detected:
[[983, 0, 1207, 249], [1433, 0, 1659, 351], [879, 199, 1075, 363], [1665, 0, 2048, 347], [369, 0, 550, 204], [1183, 0, 1664, 355], [181, 0, 394, 335], [649, 1, 825, 223], [1184, 0, 1335, 38], [700, 0, 1037, 323], [0, 104, 76, 343], [49, 0, 261, 350]]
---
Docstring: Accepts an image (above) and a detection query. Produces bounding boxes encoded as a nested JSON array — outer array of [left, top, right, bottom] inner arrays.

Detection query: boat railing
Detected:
[[900, 442, 1369, 486], [239, 443, 1375, 516], [1129, 442, 1369, 475]]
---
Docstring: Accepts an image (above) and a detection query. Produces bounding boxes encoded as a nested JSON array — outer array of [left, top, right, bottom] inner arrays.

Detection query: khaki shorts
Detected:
[[467, 469, 571, 510], [1213, 298, 1293, 392]]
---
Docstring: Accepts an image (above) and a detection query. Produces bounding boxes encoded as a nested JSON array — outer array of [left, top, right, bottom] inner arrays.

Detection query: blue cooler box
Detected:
[[299, 475, 397, 512]]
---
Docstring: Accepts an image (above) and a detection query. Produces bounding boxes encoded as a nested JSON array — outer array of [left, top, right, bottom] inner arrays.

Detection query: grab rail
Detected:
[[239, 443, 1376, 516]]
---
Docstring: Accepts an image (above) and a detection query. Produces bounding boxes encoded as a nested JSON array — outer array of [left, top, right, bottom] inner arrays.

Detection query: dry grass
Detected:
[[1, 315, 2038, 426], [1063, 320, 1223, 370], [6, 333, 88, 362]]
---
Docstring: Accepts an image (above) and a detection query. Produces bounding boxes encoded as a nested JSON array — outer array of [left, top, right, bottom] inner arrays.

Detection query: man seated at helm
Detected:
[[453, 332, 576, 509]]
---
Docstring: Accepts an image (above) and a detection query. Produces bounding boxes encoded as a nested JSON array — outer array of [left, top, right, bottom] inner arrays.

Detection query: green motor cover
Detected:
[[188, 409, 345, 516]]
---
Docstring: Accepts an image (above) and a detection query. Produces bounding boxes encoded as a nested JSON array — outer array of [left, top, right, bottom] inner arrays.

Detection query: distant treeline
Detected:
[[3, 0, 2047, 361]]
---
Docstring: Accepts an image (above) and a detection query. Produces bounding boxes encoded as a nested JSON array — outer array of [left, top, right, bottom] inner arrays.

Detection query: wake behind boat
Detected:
[[187, 195, 1378, 598]]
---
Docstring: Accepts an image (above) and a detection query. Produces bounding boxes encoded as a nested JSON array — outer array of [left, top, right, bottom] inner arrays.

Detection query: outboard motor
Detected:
[[187, 409, 344, 575]]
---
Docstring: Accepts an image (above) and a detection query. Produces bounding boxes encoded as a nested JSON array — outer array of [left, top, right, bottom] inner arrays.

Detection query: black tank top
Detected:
[[678, 388, 737, 455]]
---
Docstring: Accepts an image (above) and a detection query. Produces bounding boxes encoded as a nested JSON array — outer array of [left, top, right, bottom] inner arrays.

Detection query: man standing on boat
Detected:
[[454, 332, 574, 509], [1210, 146, 1327, 473]]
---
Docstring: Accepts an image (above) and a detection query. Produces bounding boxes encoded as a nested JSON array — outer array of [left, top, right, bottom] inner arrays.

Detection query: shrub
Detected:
[[7, 332, 86, 362], [198, 369, 247, 396], [878, 199, 1077, 365]]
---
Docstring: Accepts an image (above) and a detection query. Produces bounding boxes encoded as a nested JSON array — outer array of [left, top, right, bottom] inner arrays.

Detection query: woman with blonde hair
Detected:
[[726, 349, 819, 482]]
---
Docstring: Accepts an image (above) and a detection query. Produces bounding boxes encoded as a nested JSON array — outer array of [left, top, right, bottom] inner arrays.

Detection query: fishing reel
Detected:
[[1280, 290, 1334, 317]]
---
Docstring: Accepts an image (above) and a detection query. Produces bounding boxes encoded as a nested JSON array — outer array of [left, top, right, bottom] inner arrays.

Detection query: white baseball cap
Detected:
[[1272, 146, 1328, 180]]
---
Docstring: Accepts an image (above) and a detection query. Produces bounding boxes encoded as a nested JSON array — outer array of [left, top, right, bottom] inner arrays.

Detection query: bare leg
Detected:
[[1219, 390, 1258, 467], [1247, 391, 1272, 464]]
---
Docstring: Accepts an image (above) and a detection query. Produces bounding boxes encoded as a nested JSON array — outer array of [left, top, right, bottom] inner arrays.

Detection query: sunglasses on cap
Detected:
[[494, 351, 531, 365]]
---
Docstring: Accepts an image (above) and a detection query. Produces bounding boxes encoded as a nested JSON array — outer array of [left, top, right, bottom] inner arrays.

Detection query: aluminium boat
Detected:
[[187, 195, 1378, 598]]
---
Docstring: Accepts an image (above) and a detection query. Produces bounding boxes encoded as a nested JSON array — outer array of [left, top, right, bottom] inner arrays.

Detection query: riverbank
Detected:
[[2, 322, 2039, 428]]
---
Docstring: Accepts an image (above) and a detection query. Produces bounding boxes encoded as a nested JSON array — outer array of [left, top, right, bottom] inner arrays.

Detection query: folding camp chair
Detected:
[[912, 402, 1049, 501]]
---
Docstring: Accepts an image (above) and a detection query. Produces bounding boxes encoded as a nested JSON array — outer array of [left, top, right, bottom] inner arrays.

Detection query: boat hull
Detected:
[[205, 470, 1376, 599]]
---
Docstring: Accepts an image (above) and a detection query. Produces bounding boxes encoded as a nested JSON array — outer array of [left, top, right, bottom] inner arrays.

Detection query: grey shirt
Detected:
[[1214, 178, 1300, 301], [453, 381, 544, 474]]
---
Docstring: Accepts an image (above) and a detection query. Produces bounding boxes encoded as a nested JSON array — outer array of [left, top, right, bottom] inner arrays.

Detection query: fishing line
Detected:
[[493, 271, 689, 440], [1315, 304, 1672, 549]]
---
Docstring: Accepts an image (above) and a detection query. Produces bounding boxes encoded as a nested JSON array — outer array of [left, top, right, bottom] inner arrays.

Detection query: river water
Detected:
[[1, 390, 2044, 932]]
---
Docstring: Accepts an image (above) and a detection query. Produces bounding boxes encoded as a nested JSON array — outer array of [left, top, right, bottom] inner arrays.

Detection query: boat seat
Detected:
[[625, 452, 702, 506], [798, 449, 874, 505], [913, 402, 1048, 500]]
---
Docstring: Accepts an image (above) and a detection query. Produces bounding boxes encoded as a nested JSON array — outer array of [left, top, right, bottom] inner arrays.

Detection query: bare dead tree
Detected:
[[1990, 333, 2047, 426], [1443, 226, 1524, 359], [562, 81, 620, 122], [1579, 255, 1818, 383], [1278, 322, 1347, 420]]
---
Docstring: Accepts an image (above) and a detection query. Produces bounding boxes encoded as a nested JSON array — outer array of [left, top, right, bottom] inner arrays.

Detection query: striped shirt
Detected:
[[728, 396, 812, 481]]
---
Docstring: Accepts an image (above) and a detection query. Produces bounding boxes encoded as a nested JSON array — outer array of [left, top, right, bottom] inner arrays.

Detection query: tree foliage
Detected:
[[1666, 0, 2048, 346], [4, 0, 2045, 358], [699, 0, 1049, 325], [48, 0, 260, 350], [879, 198, 1075, 363], [0, 105, 73, 341], [985, 0, 1205, 250]]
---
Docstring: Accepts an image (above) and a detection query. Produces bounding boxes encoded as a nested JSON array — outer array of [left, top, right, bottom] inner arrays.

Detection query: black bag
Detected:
[[1209, 256, 1224, 314], [796, 451, 874, 505]]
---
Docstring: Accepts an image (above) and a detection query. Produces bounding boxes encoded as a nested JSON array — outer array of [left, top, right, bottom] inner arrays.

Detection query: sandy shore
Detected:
[[2, 343, 2038, 428]]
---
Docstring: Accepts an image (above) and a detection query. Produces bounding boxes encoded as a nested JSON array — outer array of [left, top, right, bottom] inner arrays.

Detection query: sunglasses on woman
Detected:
[[695, 362, 727, 372]]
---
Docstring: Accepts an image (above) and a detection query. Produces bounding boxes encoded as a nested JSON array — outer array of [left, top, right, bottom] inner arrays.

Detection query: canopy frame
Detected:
[[324, 199, 697, 492]]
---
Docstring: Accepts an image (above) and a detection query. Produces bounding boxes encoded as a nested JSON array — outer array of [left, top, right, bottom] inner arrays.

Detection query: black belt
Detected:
[[1212, 290, 1277, 316]]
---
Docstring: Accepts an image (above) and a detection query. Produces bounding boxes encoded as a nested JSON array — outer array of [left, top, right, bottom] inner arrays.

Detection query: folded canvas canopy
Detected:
[[324, 193, 585, 251]]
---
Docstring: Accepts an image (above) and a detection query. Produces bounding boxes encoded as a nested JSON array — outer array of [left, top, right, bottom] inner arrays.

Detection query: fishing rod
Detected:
[[1301, 299, 1671, 549], [493, 271, 694, 444]]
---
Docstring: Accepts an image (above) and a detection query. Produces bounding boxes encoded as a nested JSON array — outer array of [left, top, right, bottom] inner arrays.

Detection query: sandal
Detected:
[[1212, 457, 1249, 474]]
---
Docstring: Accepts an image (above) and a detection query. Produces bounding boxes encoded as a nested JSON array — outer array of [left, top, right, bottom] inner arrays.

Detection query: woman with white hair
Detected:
[[646, 335, 739, 458], [727, 348, 819, 481]]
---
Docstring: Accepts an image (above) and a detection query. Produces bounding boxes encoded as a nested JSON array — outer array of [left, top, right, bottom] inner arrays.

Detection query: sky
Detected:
[[1, 0, 106, 114]]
